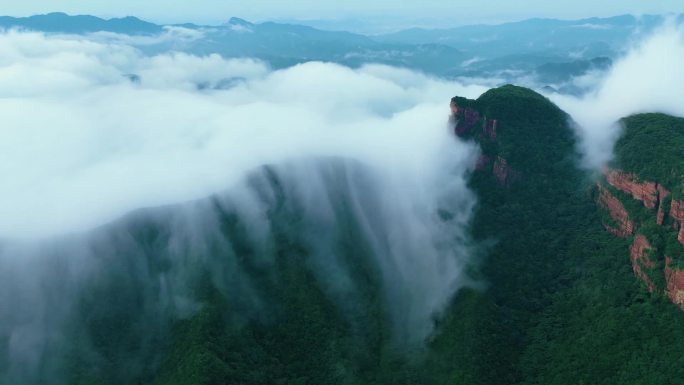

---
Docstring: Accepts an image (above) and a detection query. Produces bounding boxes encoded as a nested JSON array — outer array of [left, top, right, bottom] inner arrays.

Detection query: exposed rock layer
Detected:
[[600, 168, 684, 310], [630, 235, 655, 292], [665, 256, 684, 309], [596, 183, 633, 238]]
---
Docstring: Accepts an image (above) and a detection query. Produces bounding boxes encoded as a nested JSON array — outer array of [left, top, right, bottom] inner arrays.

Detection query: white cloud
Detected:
[[86, 25, 208, 45], [461, 56, 482, 67], [227, 24, 253, 33], [0, 31, 487, 238], [571, 23, 612, 30], [0, 30, 489, 356], [548, 21, 684, 168]]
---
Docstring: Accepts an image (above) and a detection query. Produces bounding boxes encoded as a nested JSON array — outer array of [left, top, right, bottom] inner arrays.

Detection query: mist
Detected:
[[0, 30, 488, 238], [0, 30, 486, 381], [548, 20, 684, 168]]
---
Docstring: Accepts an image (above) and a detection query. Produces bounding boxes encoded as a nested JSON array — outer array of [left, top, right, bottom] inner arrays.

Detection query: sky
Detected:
[[1, 0, 683, 30]]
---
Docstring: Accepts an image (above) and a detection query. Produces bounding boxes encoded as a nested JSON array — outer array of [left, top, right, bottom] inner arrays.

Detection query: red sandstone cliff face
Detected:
[[604, 169, 672, 225], [604, 168, 684, 245], [630, 235, 656, 292], [596, 184, 634, 238], [665, 256, 684, 309], [657, 185, 670, 225], [599, 168, 684, 311], [449, 104, 520, 187], [604, 169, 661, 209], [670, 199, 684, 245], [449, 102, 482, 136]]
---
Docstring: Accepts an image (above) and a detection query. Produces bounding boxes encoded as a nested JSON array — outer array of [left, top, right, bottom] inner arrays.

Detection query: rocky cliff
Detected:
[[449, 91, 524, 187], [443, 90, 684, 384], [598, 168, 684, 309], [670, 198, 684, 244], [596, 114, 684, 311], [630, 234, 656, 293], [665, 256, 684, 309], [454, 97, 684, 311], [596, 182, 633, 237], [604, 169, 662, 209]]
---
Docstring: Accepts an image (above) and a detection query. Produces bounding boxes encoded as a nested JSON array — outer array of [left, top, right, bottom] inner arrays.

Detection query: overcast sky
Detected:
[[2, 0, 683, 29]]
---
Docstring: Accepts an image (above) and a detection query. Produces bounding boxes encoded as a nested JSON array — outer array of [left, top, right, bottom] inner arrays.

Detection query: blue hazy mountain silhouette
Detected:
[[1, 12, 677, 90], [0, 12, 161, 34]]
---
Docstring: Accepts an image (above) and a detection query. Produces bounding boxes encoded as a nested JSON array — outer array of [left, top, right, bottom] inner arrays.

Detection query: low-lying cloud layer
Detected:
[[0, 31, 486, 377], [1, 19, 682, 382], [0, 30, 487, 238], [549, 21, 684, 168]]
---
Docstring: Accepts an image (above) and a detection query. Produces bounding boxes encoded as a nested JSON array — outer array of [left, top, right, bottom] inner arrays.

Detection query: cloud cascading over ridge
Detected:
[[0, 30, 487, 238], [3, 21, 683, 380], [0, 31, 487, 374], [548, 21, 684, 169]]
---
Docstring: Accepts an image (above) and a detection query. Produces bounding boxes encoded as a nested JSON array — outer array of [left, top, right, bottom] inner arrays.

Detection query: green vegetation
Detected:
[[609, 112, 684, 271], [432, 86, 684, 385], [5, 86, 684, 385], [614, 113, 684, 194]]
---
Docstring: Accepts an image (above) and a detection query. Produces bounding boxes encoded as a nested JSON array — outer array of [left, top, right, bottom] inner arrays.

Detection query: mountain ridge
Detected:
[[1, 12, 659, 84], [597, 113, 684, 310], [0, 12, 162, 34], [2, 85, 684, 384], [446, 86, 684, 384]]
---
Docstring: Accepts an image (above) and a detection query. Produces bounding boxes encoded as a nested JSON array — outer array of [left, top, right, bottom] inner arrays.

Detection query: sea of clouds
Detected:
[[0, 30, 488, 238], [0, 20, 682, 380]]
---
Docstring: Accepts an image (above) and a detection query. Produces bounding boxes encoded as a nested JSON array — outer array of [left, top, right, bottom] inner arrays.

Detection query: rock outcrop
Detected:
[[665, 256, 684, 309], [449, 100, 520, 187], [603, 169, 672, 226], [656, 185, 670, 225], [596, 184, 633, 237], [450, 101, 481, 136], [670, 199, 684, 245], [599, 168, 684, 310], [604, 169, 659, 209], [449, 99, 520, 186], [630, 235, 656, 292]]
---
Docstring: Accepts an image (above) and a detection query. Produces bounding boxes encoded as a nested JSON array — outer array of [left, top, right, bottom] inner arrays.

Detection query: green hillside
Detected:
[[3, 86, 684, 385], [442, 86, 684, 385], [614, 113, 684, 191]]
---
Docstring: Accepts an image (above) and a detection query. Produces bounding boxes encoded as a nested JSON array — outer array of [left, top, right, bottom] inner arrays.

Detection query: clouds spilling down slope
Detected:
[[0, 32, 484, 378], [548, 21, 684, 168], [0, 30, 486, 238]]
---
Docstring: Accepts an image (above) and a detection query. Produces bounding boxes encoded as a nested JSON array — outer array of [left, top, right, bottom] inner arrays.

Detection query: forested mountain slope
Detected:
[[1, 86, 683, 385]]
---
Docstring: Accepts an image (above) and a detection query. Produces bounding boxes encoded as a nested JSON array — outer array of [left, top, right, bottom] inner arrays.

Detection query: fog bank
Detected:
[[549, 21, 684, 168]]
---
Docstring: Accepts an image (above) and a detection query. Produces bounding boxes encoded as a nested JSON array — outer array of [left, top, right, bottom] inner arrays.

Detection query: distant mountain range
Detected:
[[0, 12, 162, 34], [0, 12, 679, 92]]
